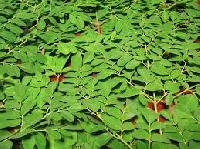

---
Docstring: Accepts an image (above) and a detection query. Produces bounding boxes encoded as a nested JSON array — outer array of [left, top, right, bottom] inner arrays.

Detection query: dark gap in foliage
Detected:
[[165, 0, 174, 3], [151, 129, 160, 134], [46, 138, 50, 149], [89, 72, 98, 78], [162, 52, 173, 59], [194, 36, 200, 43], [182, 70, 189, 75], [132, 80, 146, 87], [63, 0, 73, 3], [60, 137, 65, 142], [88, 114, 102, 123], [79, 5, 101, 13], [112, 39, 122, 43], [131, 23, 140, 26], [101, 145, 111, 149], [64, 55, 72, 67], [169, 3, 187, 12], [170, 139, 179, 146], [49, 52, 57, 56], [20, 20, 37, 36], [177, 22, 188, 28], [145, 90, 165, 97], [12, 139, 21, 149], [112, 82, 122, 90], [60, 38, 72, 43], [188, 82, 199, 87], [64, 13, 69, 21], [91, 130, 106, 135]]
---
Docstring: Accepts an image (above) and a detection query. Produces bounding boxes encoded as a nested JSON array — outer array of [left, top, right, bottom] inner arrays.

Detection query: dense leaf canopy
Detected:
[[0, 0, 200, 149]]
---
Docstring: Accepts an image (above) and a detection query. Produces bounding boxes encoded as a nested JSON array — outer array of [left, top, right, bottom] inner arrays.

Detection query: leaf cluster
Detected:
[[0, 0, 200, 149]]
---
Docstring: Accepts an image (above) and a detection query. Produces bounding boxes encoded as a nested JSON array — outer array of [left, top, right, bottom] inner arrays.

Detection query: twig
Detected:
[[94, 13, 107, 34], [105, 128, 132, 149], [95, 13, 102, 34]]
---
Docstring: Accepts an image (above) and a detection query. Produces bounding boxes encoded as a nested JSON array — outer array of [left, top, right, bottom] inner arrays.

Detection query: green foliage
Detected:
[[0, 0, 199, 149]]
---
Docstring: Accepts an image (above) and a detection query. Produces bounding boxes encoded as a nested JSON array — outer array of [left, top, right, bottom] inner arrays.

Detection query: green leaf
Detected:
[[125, 59, 141, 69], [34, 132, 46, 149], [0, 119, 21, 129], [97, 69, 115, 80], [183, 131, 200, 141], [71, 52, 82, 70], [46, 56, 66, 72], [0, 16, 7, 23], [175, 110, 193, 119], [117, 86, 141, 98], [97, 78, 121, 96], [145, 79, 163, 91], [122, 99, 138, 121], [15, 11, 35, 19], [170, 69, 182, 79], [61, 111, 74, 122], [151, 134, 170, 143], [0, 140, 13, 149], [38, 31, 60, 44], [165, 94, 174, 105], [106, 49, 122, 59], [60, 130, 77, 145], [94, 133, 112, 147], [137, 68, 155, 83], [151, 62, 170, 75], [37, 18, 46, 30], [81, 122, 104, 133], [117, 54, 132, 67], [69, 14, 84, 29], [47, 130, 64, 149], [164, 132, 185, 143], [21, 99, 36, 115], [152, 142, 178, 149], [189, 141, 200, 149], [97, 81, 112, 96], [6, 23, 23, 34], [161, 22, 173, 34], [101, 113, 122, 130], [22, 136, 35, 149], [136, 140, 148, 149], [196, 85, 200, 95], [115, 19, 123, 32], [132, 129, 149, 140], [162, 11, 169, 23], [21, 88, 40, 115], [141, 108, 158, 124], [22, 110, 43, 130], [104, 106, 122, 118], [0, 30, 16, 42], [0, 130, 12, 141], [82, 98, 101, 112], [20, 63, 36, 73], [0, 111, 20, 120], [11, 18, 26, 26], [151, 122, 166, 130], [107, 139, 129, 149], [47, 129, 61, 140], [0, 111, 21, 129], [164, 81, 180, 93], [83, 51, 94, 64], [1, 64, 20, 77], [176, 95, 198, 113], [122, 122, 134, 130], [57, 43, 77, 55], [30, 75, 48, 87]]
